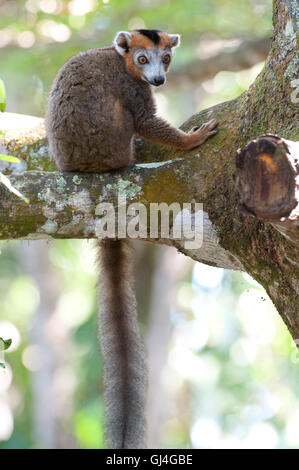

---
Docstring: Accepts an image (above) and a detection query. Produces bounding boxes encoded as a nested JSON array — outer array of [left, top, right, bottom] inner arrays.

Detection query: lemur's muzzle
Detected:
[[148, 76, 165, 86]]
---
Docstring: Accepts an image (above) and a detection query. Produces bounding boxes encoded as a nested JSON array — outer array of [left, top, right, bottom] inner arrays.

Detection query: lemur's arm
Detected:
[[134, 115, 218, 150]]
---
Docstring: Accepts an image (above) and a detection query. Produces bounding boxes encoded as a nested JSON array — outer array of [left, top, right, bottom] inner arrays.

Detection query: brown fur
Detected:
[[131, 31, 155, 49], [129, 30, 172, 50], [46, 43, 217, 171], [45, 31, 218, 449], [156, 31, 173, 49]]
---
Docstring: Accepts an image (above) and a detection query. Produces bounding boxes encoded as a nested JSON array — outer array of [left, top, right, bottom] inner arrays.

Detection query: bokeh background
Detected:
[[0, 0, 298, 449]]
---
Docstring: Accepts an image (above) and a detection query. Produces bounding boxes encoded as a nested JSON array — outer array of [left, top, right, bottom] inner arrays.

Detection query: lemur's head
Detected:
[[113, 29, 180, 86]]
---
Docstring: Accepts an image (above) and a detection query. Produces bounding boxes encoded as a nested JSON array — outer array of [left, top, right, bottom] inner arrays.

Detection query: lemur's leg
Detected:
[[135, 117, 218, 150]]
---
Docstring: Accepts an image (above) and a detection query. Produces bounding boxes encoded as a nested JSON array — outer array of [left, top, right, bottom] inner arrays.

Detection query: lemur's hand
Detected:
[[186, 118, 219, 149]]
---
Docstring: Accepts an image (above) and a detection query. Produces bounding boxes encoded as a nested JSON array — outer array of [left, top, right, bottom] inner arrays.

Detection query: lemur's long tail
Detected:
[[98, 239, 147, 449]]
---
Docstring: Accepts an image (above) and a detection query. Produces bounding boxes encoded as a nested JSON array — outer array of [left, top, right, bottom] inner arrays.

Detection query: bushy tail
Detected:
[[98, 239, 147, 449]]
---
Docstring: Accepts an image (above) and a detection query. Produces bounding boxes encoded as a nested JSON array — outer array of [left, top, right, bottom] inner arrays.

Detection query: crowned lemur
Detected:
[[46, 29, 218, 449]]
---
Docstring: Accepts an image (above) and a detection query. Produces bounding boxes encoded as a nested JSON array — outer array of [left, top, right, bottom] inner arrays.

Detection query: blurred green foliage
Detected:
[[1, 240, 298, 448], [0, 0, 272, 117], [1, 0, 298, 450], [0, 78, 6, 112], [0, 337, 12, 369]]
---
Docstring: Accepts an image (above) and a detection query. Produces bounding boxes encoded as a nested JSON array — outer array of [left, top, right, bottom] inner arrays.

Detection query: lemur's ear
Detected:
[[169, 34, 181, 48], [114, 31, 132, 56]]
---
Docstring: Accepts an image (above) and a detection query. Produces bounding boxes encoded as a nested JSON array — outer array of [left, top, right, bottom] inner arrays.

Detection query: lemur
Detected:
[[46, 29, 218, 449]]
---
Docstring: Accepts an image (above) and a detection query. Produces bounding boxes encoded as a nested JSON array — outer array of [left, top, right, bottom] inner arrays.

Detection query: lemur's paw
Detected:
[[185, 119, 219, 149], [191, 119, 219, 143]]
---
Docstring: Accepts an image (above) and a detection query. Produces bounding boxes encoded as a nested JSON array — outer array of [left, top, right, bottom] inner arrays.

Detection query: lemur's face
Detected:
[[114, 29, 180, 86]]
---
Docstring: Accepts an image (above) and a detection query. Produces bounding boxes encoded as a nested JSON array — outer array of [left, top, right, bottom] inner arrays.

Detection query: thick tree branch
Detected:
[[0, 162, 244, 271]]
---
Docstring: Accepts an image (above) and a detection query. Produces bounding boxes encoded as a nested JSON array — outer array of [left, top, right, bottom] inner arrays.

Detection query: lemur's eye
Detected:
[[163, 55, 171, 64], [138, 56, 148, 64]]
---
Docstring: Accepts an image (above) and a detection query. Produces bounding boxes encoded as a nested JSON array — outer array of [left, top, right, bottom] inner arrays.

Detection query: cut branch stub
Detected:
[[235, 134, 299, 243], [235, 135, 298, 218]]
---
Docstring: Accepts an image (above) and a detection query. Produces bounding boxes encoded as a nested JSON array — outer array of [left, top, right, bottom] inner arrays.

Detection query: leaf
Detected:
[[0, 79, 6, 113], [0, 337, 12, 351], [0, 154, 20, 163], [0, 362, 6, 369], [0, 172, 29, 203]]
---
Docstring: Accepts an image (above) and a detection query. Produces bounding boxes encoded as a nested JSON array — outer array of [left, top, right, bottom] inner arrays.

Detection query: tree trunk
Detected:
[[0, 0, 298, 341]]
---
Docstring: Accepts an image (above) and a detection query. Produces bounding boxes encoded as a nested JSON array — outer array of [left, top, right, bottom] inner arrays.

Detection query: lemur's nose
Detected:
[[153, 76, 165, 86]]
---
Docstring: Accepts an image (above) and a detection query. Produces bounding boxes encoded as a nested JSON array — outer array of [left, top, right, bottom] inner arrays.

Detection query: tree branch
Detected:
[[0, 162, 244, 271]]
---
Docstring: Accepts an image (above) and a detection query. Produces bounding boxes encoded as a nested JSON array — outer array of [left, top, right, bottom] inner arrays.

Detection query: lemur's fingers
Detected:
[[204, 118, 219, 129], [207, 130, 218, 136], [191, 119, 219, 133], [187, 119, 219, 148]]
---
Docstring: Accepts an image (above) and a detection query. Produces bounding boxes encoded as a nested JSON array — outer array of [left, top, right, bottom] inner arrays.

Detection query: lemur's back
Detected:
[[46, 46, 144, 172]]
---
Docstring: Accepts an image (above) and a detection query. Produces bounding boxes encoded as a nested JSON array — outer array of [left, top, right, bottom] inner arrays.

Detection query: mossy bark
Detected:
[[0, 0, 298, 339]]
